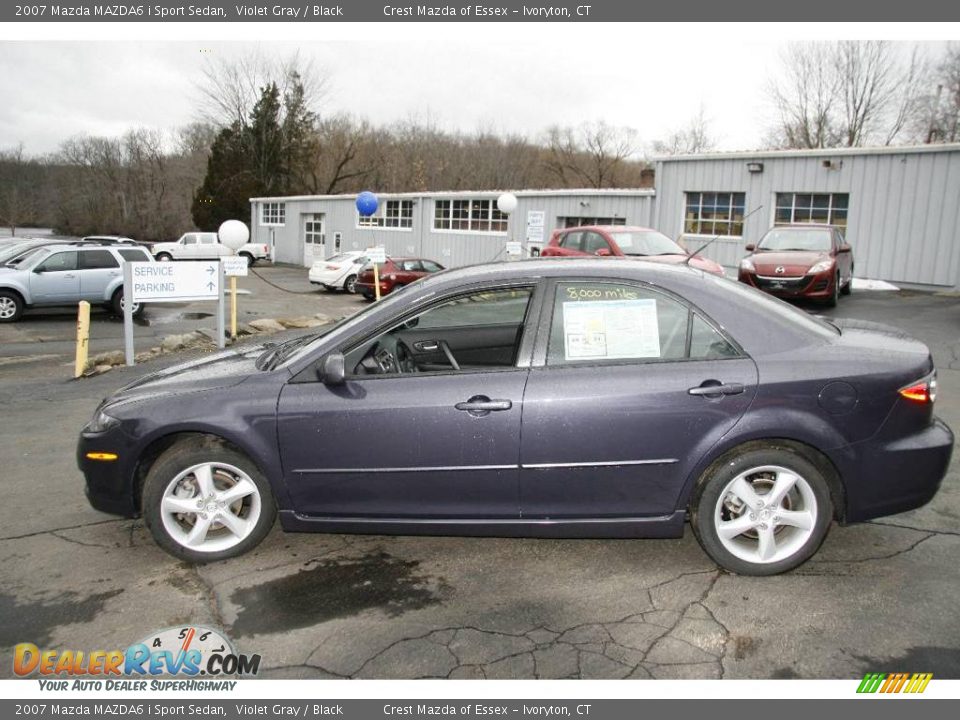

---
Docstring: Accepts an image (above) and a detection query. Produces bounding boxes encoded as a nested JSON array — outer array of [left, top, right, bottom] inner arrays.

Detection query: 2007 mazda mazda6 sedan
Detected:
[[78, 259, 954, 575]]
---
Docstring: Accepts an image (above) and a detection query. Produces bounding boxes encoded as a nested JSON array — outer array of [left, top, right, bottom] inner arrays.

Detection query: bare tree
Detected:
[[767, 41, 928, 148], [544, 121, 640, 188], [652, 105, 716, 155], [920, 43, 960, 143], [0, 143, 36, 235]]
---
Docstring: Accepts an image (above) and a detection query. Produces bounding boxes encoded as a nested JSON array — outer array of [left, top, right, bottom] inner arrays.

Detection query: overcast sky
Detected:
[[0, 39, 938, 156]]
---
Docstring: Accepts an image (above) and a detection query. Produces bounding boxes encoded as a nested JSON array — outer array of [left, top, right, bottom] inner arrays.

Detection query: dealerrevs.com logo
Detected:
[[14, 626, 260, 687], [857, 673, 933, 694]]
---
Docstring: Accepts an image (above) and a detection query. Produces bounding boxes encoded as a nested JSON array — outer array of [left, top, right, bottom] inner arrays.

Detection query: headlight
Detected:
[[87, 407, 120, 433], [809, 260, 834, 274], [386, 274, 396, 281], [739, 258, 755, 272]]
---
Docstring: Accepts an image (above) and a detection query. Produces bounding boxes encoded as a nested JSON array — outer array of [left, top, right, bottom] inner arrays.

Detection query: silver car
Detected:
[[0, 244, 154, 322]]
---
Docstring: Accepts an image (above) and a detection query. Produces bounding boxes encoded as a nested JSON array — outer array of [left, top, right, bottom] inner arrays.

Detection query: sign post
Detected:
[[217, 220, 251, 342], [366, 245, 387, 301]]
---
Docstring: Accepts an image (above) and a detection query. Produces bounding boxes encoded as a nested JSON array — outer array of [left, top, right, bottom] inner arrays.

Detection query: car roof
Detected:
[[766, 225, 837, 231], [558, 225, 658, 233]]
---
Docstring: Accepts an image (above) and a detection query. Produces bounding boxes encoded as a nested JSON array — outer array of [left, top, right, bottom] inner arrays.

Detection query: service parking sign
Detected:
[[129, 262, 220, 303]]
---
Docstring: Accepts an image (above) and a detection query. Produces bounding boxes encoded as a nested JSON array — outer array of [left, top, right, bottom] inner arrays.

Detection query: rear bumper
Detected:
[[840, 417, 954, 523], [356, 280, 393, 296]]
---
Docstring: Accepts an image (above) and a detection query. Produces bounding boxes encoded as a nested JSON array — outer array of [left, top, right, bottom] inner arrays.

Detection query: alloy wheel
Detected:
[[159, 462, 262, 553], [713, 465, 818, 565], [0, 297, 17, 320]]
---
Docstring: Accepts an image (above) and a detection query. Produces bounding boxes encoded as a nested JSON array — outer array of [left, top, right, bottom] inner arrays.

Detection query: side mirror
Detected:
[[33, 266, 45, 274], [320, 352, 346, 385], [837, 244, 851, 254], [595, 248, 612, 257], [744, 244, 756, 252]]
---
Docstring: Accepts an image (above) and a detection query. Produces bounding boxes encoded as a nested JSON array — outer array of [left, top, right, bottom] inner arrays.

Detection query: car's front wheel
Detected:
[[155, 253, 172, 262], [0, 290, 24, 323], [690, 444, 833, 575], [142, 437, 276, 562]]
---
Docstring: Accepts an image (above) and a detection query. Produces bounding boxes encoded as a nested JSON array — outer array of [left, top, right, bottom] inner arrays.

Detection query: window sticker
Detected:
[[562, 299, 661, 360]]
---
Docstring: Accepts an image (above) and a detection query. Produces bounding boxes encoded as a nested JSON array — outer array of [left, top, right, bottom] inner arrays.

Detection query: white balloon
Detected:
[[497, 192, 518, 215], [218, 220, 250, 251]]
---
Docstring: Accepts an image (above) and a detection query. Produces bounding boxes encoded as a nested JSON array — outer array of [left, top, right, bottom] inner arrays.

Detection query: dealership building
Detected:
[[250, 143, 960, 290]]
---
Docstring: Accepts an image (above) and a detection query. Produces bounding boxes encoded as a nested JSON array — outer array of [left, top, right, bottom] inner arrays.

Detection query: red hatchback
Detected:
[[541, 225, 726, 276], [738, 225, 854, 307], [356, 257, 445, 299]]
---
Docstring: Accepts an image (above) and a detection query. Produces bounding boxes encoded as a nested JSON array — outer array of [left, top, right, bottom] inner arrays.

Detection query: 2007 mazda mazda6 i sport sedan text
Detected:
[[77, 259, 954, 575]]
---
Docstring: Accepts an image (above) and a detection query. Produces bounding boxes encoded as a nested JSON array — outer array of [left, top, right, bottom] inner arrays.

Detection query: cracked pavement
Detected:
[[1, 283, 958, 679]]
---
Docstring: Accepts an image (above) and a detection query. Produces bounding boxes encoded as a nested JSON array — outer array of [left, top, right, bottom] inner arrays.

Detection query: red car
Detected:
[[356, 257, 445, 299], [541, 225, 726, 276], [738, 225, 854, 307]]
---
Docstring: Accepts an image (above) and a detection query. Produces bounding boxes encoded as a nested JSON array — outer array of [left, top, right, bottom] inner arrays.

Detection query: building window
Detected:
[[775, 193, 848, 230], [434, 199, 508, 233], [358, 200, 414, 229], [559, 217, 627, 228], [304, 214, 324, 245], [684, 192, 746, 236], [261, 202, 286, 226]]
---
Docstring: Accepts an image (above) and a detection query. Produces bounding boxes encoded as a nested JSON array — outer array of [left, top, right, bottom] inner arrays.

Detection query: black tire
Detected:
[[239, 252, 255, 267], [141, 436, 277, 563], [0, 289, 24, 323], [840, 266, 853, 296], [155, 253, 173, 262], [343, 274, 358, 294], [690, 443, 833, 576], [111, 288, 144, 318]]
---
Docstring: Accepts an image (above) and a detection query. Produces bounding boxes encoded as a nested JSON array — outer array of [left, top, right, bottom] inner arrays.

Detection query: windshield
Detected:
[[324, 253, 352, 263], [1, 244, 47, 266], [611, 231, 685, 256], [758, 228, 832, 252]]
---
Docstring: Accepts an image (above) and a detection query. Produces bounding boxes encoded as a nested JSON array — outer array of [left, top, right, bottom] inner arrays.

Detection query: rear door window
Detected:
[[118, 248, 151, 262], [79, 249, 120, 269]]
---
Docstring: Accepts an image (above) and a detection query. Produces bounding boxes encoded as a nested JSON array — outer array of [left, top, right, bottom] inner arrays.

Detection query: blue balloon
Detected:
[[356, 191, 379, 217]]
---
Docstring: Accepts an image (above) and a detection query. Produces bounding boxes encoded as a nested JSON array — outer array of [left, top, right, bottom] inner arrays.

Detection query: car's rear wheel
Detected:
[[239, 252, 255, 267], [111, 288, 144, 318], [690, 445, 833, 575], [142, 437, 276, 562], [156, 253, 172, 262], [343, 274, 358, 294], [0, 290, 24, 323]]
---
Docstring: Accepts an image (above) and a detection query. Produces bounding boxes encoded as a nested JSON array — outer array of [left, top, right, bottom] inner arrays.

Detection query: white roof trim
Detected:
[[249, 188, 656, 203], [653, 142, 960, 163]]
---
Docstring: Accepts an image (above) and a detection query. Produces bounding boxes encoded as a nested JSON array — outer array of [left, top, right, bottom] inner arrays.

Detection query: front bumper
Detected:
[[739, 270, 835, 300], [77, 426, 139, 518], [840, 417, 954, 523]]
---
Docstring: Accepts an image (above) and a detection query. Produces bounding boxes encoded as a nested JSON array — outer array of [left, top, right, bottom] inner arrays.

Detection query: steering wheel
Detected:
[[395, 339, 419, 374]]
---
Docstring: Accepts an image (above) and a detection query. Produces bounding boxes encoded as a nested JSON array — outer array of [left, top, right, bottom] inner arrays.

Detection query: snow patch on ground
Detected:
[[852, 278, 899, 291]]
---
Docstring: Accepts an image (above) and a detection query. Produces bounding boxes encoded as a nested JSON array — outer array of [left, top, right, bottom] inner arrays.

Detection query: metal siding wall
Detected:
[[656, 149, 960, 289], [255, 193, 655, 270]]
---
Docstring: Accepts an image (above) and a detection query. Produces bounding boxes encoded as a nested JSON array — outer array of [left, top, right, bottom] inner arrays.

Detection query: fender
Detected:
[[672, 405, 853, 518], [0, 279, 32, 304], [104, 277, 125, 302]]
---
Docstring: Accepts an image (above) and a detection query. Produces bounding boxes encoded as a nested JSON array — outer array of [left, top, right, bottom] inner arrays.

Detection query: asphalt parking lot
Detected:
[[1, 266, 958, 680]]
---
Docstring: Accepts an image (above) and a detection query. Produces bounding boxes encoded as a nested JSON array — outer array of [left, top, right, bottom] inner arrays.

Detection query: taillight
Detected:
[[326, 264, 339, 270], [899, 373, 937, 404]]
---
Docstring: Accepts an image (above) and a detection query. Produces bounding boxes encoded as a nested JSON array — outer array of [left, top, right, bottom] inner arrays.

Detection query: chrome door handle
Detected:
[[414, 340, 439, 352], [688, 382, 745, 397]]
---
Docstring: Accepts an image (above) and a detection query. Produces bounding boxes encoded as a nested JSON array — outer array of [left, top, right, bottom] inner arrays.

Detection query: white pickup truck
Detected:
[[151, 232, 270, 266]]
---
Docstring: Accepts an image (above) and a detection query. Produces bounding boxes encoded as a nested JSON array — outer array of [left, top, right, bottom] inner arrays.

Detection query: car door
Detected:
[[78, 249, 121, 301], [276, 283, 540, 519], [519, 279, 758, 518], [835, 229, 853, 283], [28, 250, 80, 304], [179, 234, 199, 259]]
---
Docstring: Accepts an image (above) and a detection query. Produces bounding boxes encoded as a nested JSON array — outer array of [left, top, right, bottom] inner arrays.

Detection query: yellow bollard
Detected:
[[230, 275, 238, 341], [74, 301, 90, 378], [373, 262, 381, 301]]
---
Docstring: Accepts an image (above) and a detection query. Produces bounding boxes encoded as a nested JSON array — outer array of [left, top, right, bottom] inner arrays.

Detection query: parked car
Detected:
[[151, 232, 269, 266], [738, 225, 853, 307], [541, 225, 726, 276], [0, 243, 153, 322], [356, 257, 445, 299], [77, 258, 952, 575], [308, 251, 369, 293]]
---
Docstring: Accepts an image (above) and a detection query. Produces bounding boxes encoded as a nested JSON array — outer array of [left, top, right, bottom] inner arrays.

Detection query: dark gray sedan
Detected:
[[77, 259, 953, 575]]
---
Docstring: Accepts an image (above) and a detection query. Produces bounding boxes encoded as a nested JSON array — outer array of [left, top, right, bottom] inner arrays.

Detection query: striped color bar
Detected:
[[857, 672, 933, 694]]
